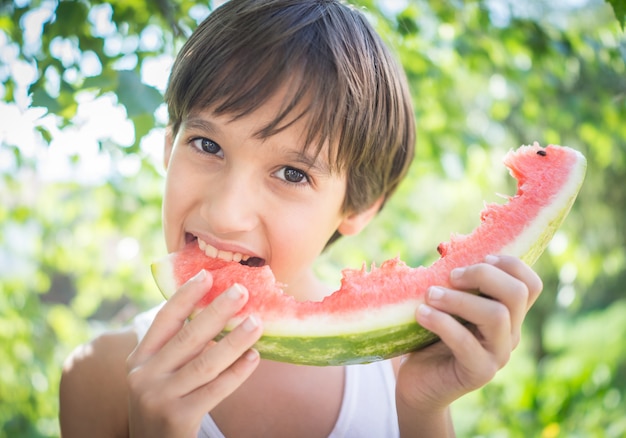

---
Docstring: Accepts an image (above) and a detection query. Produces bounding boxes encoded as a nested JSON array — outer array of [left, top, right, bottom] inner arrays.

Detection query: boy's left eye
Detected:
[[276, 166, 308, 184], [191, 137, 223, 157]]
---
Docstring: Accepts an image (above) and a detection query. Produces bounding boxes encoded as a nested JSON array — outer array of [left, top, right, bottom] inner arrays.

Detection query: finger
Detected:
[[165, 314, 263, 398], [485, 255, 543, 309], [183, 348, 261, 416], [415, 303, 496, 385], [448, 261, 529, 335], [128, 269, 212, 369], [151, 283, 251, 374], [424, 287, 511, 362]]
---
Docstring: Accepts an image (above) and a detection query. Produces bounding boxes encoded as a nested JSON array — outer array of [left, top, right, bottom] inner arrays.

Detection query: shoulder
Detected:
[[391, 356, 402, 377], [60, 328, 138, 438]]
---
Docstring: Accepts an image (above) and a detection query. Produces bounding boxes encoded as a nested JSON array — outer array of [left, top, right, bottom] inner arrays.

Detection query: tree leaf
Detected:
[[115, 70, 163, 118], [30, 88, 62, 113], [605, 0, 626, 29]]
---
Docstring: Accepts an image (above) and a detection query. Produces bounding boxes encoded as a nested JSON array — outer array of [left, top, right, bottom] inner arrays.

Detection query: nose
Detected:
[[200, 171, 260, 236]]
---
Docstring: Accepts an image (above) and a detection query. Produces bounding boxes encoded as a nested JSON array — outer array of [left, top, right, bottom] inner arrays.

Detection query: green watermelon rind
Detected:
[[218, 321, 440, 366]]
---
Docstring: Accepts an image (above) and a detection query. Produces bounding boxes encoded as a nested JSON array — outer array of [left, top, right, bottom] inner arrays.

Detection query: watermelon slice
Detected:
[[151, 143, 586, 366]]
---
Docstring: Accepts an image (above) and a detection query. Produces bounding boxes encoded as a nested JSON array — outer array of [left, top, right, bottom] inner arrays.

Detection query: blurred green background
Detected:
[[1, 0, 624, 436]]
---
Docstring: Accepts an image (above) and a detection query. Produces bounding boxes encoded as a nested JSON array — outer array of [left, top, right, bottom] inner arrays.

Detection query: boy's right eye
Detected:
[[191, 137, 223, 157]]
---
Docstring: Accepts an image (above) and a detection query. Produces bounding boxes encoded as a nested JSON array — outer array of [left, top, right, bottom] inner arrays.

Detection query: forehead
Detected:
[[196, 74, 341, 164], [210, 68, 341, 162]]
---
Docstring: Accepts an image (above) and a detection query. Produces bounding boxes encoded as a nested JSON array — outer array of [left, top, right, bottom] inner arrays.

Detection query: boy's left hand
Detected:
[[396, 255, 543, 412]]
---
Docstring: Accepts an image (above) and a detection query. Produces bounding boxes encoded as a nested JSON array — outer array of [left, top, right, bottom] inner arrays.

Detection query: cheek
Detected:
[[163, 153, 198, 213], [272, 203, 343, 256], [161, 184, 179, 250], [162, 174, 181, 219], [268, 221, 324, 282], [161, 166, 194, 248]]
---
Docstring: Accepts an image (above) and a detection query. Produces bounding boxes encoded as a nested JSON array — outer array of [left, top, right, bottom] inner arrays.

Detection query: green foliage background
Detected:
[[1, 0, 625, 436]]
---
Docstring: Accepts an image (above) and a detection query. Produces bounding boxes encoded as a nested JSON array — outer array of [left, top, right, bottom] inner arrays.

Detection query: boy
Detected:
[[60, 0, 542, 436]]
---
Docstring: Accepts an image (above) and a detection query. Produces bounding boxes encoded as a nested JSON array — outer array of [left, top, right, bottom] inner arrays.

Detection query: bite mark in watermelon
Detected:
[[151, 143, 586, 366]]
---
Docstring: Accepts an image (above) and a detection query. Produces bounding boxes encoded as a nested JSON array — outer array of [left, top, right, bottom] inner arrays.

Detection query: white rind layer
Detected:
[[224, 299, 422, 336], [151, 263, 177, 302]]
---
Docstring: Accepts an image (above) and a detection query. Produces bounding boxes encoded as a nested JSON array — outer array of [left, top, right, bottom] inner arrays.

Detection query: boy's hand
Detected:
[[396, 255, 542, 414], [125, 270, 263, 438]]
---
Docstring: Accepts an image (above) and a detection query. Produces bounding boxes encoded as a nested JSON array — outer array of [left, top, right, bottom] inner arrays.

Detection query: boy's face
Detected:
[[162, 90, 377, 297]]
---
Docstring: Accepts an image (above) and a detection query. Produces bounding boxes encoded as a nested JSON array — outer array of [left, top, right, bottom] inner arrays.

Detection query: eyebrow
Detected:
[[183, 116, 221, 136]]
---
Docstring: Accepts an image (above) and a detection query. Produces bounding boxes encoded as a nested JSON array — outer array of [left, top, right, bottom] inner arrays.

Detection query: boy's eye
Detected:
[[192, 137, 223, 156], [277, 166, 308, 184]]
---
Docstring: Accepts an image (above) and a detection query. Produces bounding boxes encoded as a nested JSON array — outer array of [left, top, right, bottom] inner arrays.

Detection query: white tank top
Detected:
[[133, 305, 399, 438]]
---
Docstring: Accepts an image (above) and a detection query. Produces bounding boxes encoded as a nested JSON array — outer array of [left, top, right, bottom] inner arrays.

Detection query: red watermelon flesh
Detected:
[[151, 143, 586, 365]]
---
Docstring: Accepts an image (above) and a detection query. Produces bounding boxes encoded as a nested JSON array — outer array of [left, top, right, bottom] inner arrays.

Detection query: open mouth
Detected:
[[187, 234, 265, 267]]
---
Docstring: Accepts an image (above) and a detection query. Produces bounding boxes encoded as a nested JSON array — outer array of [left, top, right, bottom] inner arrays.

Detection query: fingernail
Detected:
[[226, 283, 244, 300], [242, 315, 259, 332], [418, 303, 432, 316], [192, 269, 207, 282], [450, 267, 465, 279], [485, 254, 499, 264], [429, 286, 444, 300], [245, 348, 259, 361]]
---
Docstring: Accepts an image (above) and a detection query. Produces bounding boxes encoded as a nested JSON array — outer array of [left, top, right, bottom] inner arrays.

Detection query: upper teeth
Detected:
[[198, 238, 250, 263]]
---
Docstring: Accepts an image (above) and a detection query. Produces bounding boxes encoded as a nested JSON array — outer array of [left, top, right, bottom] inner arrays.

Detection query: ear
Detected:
[[337, 196, 384, 236], [163, 126, 174, 170]]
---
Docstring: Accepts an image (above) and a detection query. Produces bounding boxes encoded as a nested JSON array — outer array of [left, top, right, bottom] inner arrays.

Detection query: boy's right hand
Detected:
[[125, 269, 263, 438]]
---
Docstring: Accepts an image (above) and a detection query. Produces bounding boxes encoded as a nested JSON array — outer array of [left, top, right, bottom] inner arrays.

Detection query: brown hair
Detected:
[[165, 0, 415, 243]]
